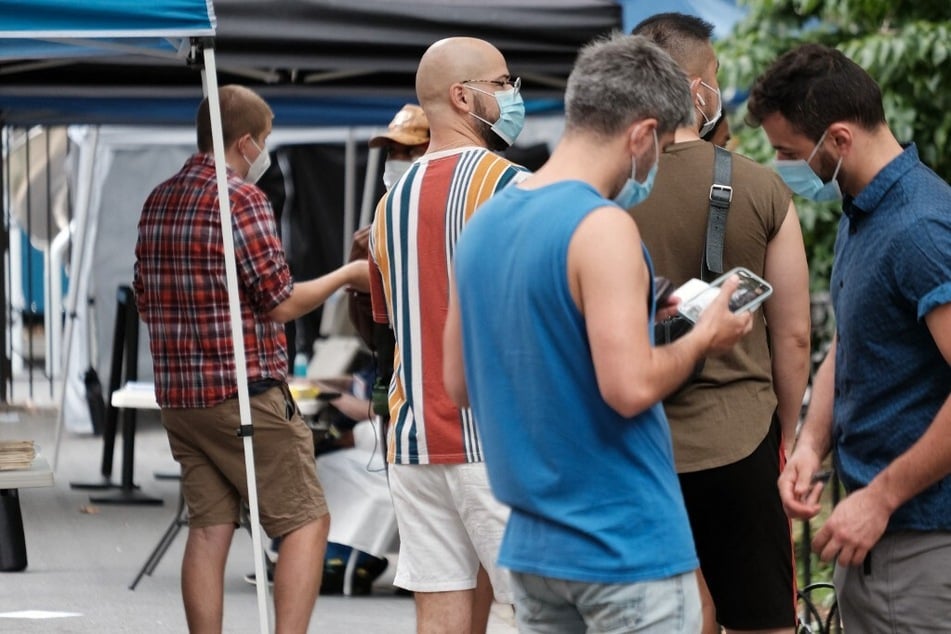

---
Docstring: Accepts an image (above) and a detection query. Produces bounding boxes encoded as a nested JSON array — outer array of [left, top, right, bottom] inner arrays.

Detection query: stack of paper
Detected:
[[0, 440, 36, 471]]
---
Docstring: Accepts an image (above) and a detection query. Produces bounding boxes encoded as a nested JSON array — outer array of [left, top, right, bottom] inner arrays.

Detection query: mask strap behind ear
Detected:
[[635, 121, 655, 148], [807, 129, 831, 163], [691, 78, 706, 106]]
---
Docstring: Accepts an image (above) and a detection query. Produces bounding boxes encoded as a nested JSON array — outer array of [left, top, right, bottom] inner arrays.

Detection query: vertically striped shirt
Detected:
[[369, 147, 527, 464]]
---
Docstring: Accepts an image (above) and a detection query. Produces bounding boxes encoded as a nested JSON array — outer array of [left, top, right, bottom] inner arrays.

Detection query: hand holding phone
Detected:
[[677, 267, 773, 324], [691, 274, 755, 356]]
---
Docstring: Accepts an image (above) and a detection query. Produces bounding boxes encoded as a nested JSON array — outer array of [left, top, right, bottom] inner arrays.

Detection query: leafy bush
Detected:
[[716, 0, 951, 292]]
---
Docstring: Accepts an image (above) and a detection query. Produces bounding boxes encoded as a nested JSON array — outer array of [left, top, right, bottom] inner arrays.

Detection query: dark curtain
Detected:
[[276, 140, 549, 360], [279, 143, 385, 357]]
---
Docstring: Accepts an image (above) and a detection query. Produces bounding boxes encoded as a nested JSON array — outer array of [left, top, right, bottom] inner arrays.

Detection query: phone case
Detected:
[[677, 267, 773, 323]]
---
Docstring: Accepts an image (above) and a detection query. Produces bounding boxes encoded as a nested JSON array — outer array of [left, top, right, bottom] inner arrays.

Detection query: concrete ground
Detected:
[[0, 405, 517, 633]]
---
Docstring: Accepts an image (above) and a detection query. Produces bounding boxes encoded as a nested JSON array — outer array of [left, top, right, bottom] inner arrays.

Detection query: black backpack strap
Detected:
[[703, 145, 733, 279]]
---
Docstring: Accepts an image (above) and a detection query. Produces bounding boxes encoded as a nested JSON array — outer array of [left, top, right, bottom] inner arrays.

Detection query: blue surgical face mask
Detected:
[[696, 80, 722, 138], [614, 129, 659, 209], [774, 130, 843, 202], [467, 84, 526, 147]]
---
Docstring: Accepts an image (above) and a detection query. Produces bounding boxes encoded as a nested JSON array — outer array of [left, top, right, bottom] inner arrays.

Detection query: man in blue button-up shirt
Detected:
[[747, 43, 951, 631]]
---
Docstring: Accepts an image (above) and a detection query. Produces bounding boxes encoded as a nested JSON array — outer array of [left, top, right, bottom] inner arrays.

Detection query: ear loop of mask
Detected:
[[809, 129, 845, 182]]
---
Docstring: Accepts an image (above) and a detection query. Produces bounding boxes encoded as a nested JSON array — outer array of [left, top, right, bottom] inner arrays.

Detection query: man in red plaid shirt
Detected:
[[134, 85, 367, 633]]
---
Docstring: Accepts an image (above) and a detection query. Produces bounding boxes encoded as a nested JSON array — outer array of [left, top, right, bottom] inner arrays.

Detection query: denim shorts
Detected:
[[511, 569, 701, 634]]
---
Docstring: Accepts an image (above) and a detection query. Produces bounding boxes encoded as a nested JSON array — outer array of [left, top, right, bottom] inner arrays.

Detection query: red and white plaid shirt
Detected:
[[133, 153, 292, 408]]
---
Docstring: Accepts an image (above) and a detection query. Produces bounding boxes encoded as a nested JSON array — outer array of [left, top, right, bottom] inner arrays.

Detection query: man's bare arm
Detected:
[[570, 207, 752, 417], [778, 334, 836, 519], [268, 260, 369, 324], [763, 201, 812, 454]]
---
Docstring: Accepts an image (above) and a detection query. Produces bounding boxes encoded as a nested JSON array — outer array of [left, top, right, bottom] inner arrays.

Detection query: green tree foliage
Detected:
[[716, 0, 951, 291]]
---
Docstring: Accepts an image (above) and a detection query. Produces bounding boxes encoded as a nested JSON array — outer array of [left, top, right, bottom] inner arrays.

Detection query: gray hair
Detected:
[[564, 33, 693, 138]]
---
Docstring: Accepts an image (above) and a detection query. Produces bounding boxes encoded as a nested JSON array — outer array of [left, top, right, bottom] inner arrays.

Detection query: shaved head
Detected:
[[632, 12, 716, 78], [416, 37, 508, 111], [413, 37, 516, 151]]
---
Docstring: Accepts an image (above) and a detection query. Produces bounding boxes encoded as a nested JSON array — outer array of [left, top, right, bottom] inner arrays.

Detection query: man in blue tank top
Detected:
[[443, 34, 755, 633]]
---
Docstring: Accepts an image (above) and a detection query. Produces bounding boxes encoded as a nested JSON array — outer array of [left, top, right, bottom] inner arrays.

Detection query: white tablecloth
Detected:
[[316, 420, 397, 558]]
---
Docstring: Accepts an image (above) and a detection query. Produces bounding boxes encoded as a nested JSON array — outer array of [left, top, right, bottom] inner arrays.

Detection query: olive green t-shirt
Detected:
[[631, 140, 792, 473]]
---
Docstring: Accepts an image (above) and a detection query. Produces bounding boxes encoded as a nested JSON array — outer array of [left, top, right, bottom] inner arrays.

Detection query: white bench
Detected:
[[0, 455, 54, 571]]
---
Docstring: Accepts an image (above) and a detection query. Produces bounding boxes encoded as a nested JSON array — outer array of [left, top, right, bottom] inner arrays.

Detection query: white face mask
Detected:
[[696, 80, 722, 138], [382, 159, 412, 190], [243, 138, 270, 184]]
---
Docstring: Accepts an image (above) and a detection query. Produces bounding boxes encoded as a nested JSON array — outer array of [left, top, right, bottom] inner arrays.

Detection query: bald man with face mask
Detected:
[[368, 37, 528, 633]]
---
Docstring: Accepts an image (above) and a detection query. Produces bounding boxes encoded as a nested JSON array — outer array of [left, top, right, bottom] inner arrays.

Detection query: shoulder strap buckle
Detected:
[[703, 146, 733, 278], [709, 183, 733, 208]]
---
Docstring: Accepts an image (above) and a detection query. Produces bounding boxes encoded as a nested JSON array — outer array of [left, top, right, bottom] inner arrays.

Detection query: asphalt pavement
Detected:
[[0, 406, 517, 633]]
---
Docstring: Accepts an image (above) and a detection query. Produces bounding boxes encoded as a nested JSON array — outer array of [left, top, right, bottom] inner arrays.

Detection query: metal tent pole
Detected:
[[52, 127, 100, 470], [201, 42, 272, 634]]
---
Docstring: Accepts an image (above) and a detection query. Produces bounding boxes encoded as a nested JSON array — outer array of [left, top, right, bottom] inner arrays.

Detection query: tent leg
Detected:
[[53, 127, 101, 469], [201, 45, 272, 634]]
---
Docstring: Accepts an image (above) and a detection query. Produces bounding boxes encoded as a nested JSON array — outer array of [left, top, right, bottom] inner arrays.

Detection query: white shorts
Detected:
[[388, 462, 512, 603]]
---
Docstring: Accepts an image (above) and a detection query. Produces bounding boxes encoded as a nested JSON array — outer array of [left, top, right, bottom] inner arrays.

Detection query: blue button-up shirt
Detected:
[[831, 144, 951, 532]]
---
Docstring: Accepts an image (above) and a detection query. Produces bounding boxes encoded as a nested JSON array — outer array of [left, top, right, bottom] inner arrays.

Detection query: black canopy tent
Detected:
[[0, 0, 623, 126], [1, 0, 622, 400]]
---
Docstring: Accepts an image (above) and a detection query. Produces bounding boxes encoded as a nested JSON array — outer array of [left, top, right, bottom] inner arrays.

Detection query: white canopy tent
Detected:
[[55, 123, 394, 432], [52, 115, 565, 436], [0, 2, 274, 629]]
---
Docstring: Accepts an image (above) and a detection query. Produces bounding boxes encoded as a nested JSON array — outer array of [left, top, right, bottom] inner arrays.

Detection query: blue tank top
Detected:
[[454, 180, 697, 583]]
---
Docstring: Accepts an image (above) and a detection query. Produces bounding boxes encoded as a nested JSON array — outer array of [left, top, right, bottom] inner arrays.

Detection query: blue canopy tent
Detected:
[[0, 2, 278, 629], [0, 1, 753, 129]]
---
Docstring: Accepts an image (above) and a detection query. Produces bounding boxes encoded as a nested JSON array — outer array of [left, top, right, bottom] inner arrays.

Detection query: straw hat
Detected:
[[368, 104, 430, 148]]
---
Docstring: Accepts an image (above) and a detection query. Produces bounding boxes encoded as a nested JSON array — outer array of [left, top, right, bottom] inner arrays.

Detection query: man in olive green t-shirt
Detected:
[[632, 13, 811, 634]]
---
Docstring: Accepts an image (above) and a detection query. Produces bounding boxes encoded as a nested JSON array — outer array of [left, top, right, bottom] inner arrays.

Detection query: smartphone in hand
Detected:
[[677, 267, 773, 324]]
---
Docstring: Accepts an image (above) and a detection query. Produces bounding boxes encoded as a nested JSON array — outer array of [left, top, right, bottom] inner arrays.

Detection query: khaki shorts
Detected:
[[162, 384, 327, 538]]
